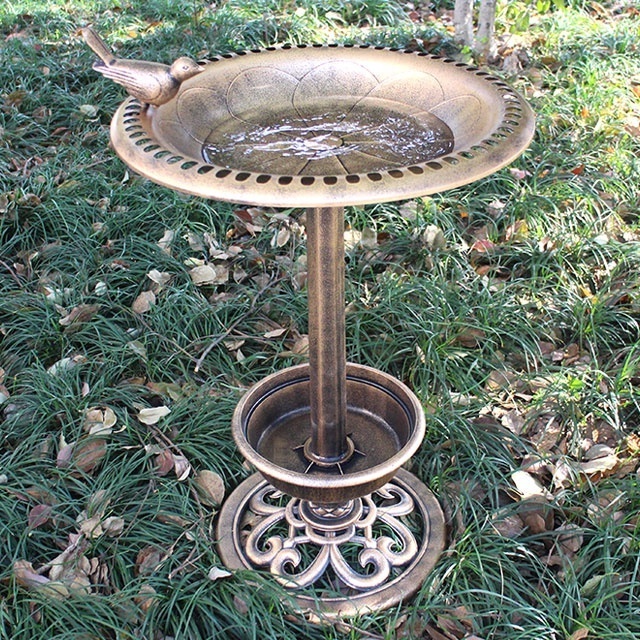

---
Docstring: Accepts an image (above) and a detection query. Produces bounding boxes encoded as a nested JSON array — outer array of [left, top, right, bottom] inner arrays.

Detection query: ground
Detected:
[[0, 1, 639, 639]]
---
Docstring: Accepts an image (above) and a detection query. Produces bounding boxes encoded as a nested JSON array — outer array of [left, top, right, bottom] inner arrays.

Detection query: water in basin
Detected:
[[201, 99, 454, 176]]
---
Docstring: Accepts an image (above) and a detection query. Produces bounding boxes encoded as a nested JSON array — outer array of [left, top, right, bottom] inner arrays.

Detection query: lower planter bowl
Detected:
[[232, 362, 425, 504]]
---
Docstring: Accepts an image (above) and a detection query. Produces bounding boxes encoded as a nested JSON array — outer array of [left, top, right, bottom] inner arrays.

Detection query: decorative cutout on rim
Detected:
[[118, 46, 531, 190]]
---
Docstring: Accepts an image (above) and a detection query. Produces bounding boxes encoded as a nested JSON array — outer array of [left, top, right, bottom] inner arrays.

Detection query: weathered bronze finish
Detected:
[[217, 468, 445, 620], [305, 207, 348, 466], [82, 28, 202, 106], [96, 43, 534, 207], [230, 362, 426, 504], [86, 33, 534, 618]]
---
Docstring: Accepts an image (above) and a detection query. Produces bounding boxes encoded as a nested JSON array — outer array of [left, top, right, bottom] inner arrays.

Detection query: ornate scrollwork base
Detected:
[[217, 468, 445, 618]]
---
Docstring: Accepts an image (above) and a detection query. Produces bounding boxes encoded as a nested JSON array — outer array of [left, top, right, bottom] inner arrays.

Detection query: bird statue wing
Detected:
[[93, 62, 163, 103]]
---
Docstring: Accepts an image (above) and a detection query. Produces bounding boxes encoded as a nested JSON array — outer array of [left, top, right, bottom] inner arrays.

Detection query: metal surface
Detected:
[[82, 28, 202, 106], [101, 44, 534, 207], [305, 207, 348, 466], [86, 34, 535, 617], [231, 363, 425, 504], [217, 468, 446, 619]]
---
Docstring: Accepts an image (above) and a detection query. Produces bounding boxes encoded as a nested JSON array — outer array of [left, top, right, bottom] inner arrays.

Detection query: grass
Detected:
[[1, 0, 640, 638]]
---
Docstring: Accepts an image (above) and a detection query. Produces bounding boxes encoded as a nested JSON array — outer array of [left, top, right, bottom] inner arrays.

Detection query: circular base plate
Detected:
[[217, 468, 446, 619]]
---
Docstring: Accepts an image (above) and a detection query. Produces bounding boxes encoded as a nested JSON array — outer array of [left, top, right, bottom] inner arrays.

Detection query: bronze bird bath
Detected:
[[85, 36, 534, 618]]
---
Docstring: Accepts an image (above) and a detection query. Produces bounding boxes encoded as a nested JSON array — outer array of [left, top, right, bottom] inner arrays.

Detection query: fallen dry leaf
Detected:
[[157, 229, 175, 254], [154, 449, 174, 476], [510, 470, 552, 500], [579, 453, 619, 478], [233, 594, 250, 616], [189, 264, 229, 286], [273, 226, 291, 247], [57, 437, 107, 474], [147, 269, 171, 290], [557, 523, 584, 555], [136, 546, 168, 576], [492, 513, 524, 538], [83, 406, 117, 436], [194, 470, 225, 506], [132, 290, 156, 314], [28, 504, 53, 529], [424, 624, 452, 640], [47, 355, 86, 376], [454, 327, 486, 348], [59, 304, 100, 331], [422, 224, 446, 251], [13, 560, 70, 600], [208, 566, 232, 581], [173, 454, 191, 481], [77, 513, 103, 538], [73, 438, 108, 474], [137, 406, 171, 425], [134, 584, 158, 614], [263, 327, 287, 339], [102, 516, 125, 537]]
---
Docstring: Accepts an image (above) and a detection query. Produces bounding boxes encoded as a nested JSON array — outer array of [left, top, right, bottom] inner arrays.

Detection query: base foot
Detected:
[[217, 468, 445, 619]]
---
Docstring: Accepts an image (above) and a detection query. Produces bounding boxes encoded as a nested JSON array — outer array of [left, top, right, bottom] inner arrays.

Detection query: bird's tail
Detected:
[[81, 27, 116, 65]]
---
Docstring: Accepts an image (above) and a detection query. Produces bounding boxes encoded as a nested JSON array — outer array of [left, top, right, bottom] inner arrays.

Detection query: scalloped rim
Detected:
[[110, 44, 535, 207]]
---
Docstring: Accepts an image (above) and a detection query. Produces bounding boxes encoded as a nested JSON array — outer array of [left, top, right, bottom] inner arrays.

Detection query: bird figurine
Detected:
[[81, 27, 203, 106]]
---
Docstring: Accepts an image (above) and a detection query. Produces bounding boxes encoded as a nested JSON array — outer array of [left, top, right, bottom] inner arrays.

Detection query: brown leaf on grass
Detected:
[[189, 264, 229, 286], [504, 219, 529, 242], [557, 523, 584, 556], [28, 504, 53, 529], [156, 512, 190, 528], [57, 437, 107, 474], [526, 415, 564, 454], [173, 454, 191, 481], [273, 226, 291, 248], [579, 450, 619, 480], [73, 438, 108, 474], [47, 354, 87, 376], [48, 544, 93, 596], [77, 513, 103, 538], [13, 560, 70, 600], [277, 334, 309, 358], [233, 594, 250, 616], [568, 628, 590, 640], [492, 514, 525, 538], [136, 546, 168, 576], [146, 269, 172, 291], [58, 304, 100, 332], [13, 560, 49, 589], [134, 584, 158, 614], [56, 441, 74, 468], [501, 410, 525, 435], [157, 229, 175, 255], [485, 369, 519, 392], [102, 516, 125, 537], [510, 470, 552, 501], [146, 381, 186, 401], [422, 225, 446, 251], [208, 566, 232, 581], [194, 470, 225, 507], [155, 449, 174, 476], [132, 290, 156, 314], [454, 327, 486, 348], [83, 406, 117, 436], [424, 624, 454, 640], [520, 509, 551, 535]]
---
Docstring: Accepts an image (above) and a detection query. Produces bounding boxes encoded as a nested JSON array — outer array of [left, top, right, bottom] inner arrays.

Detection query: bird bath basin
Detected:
[[111, 44, 533, 207], [88, 39, 534, 619]]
